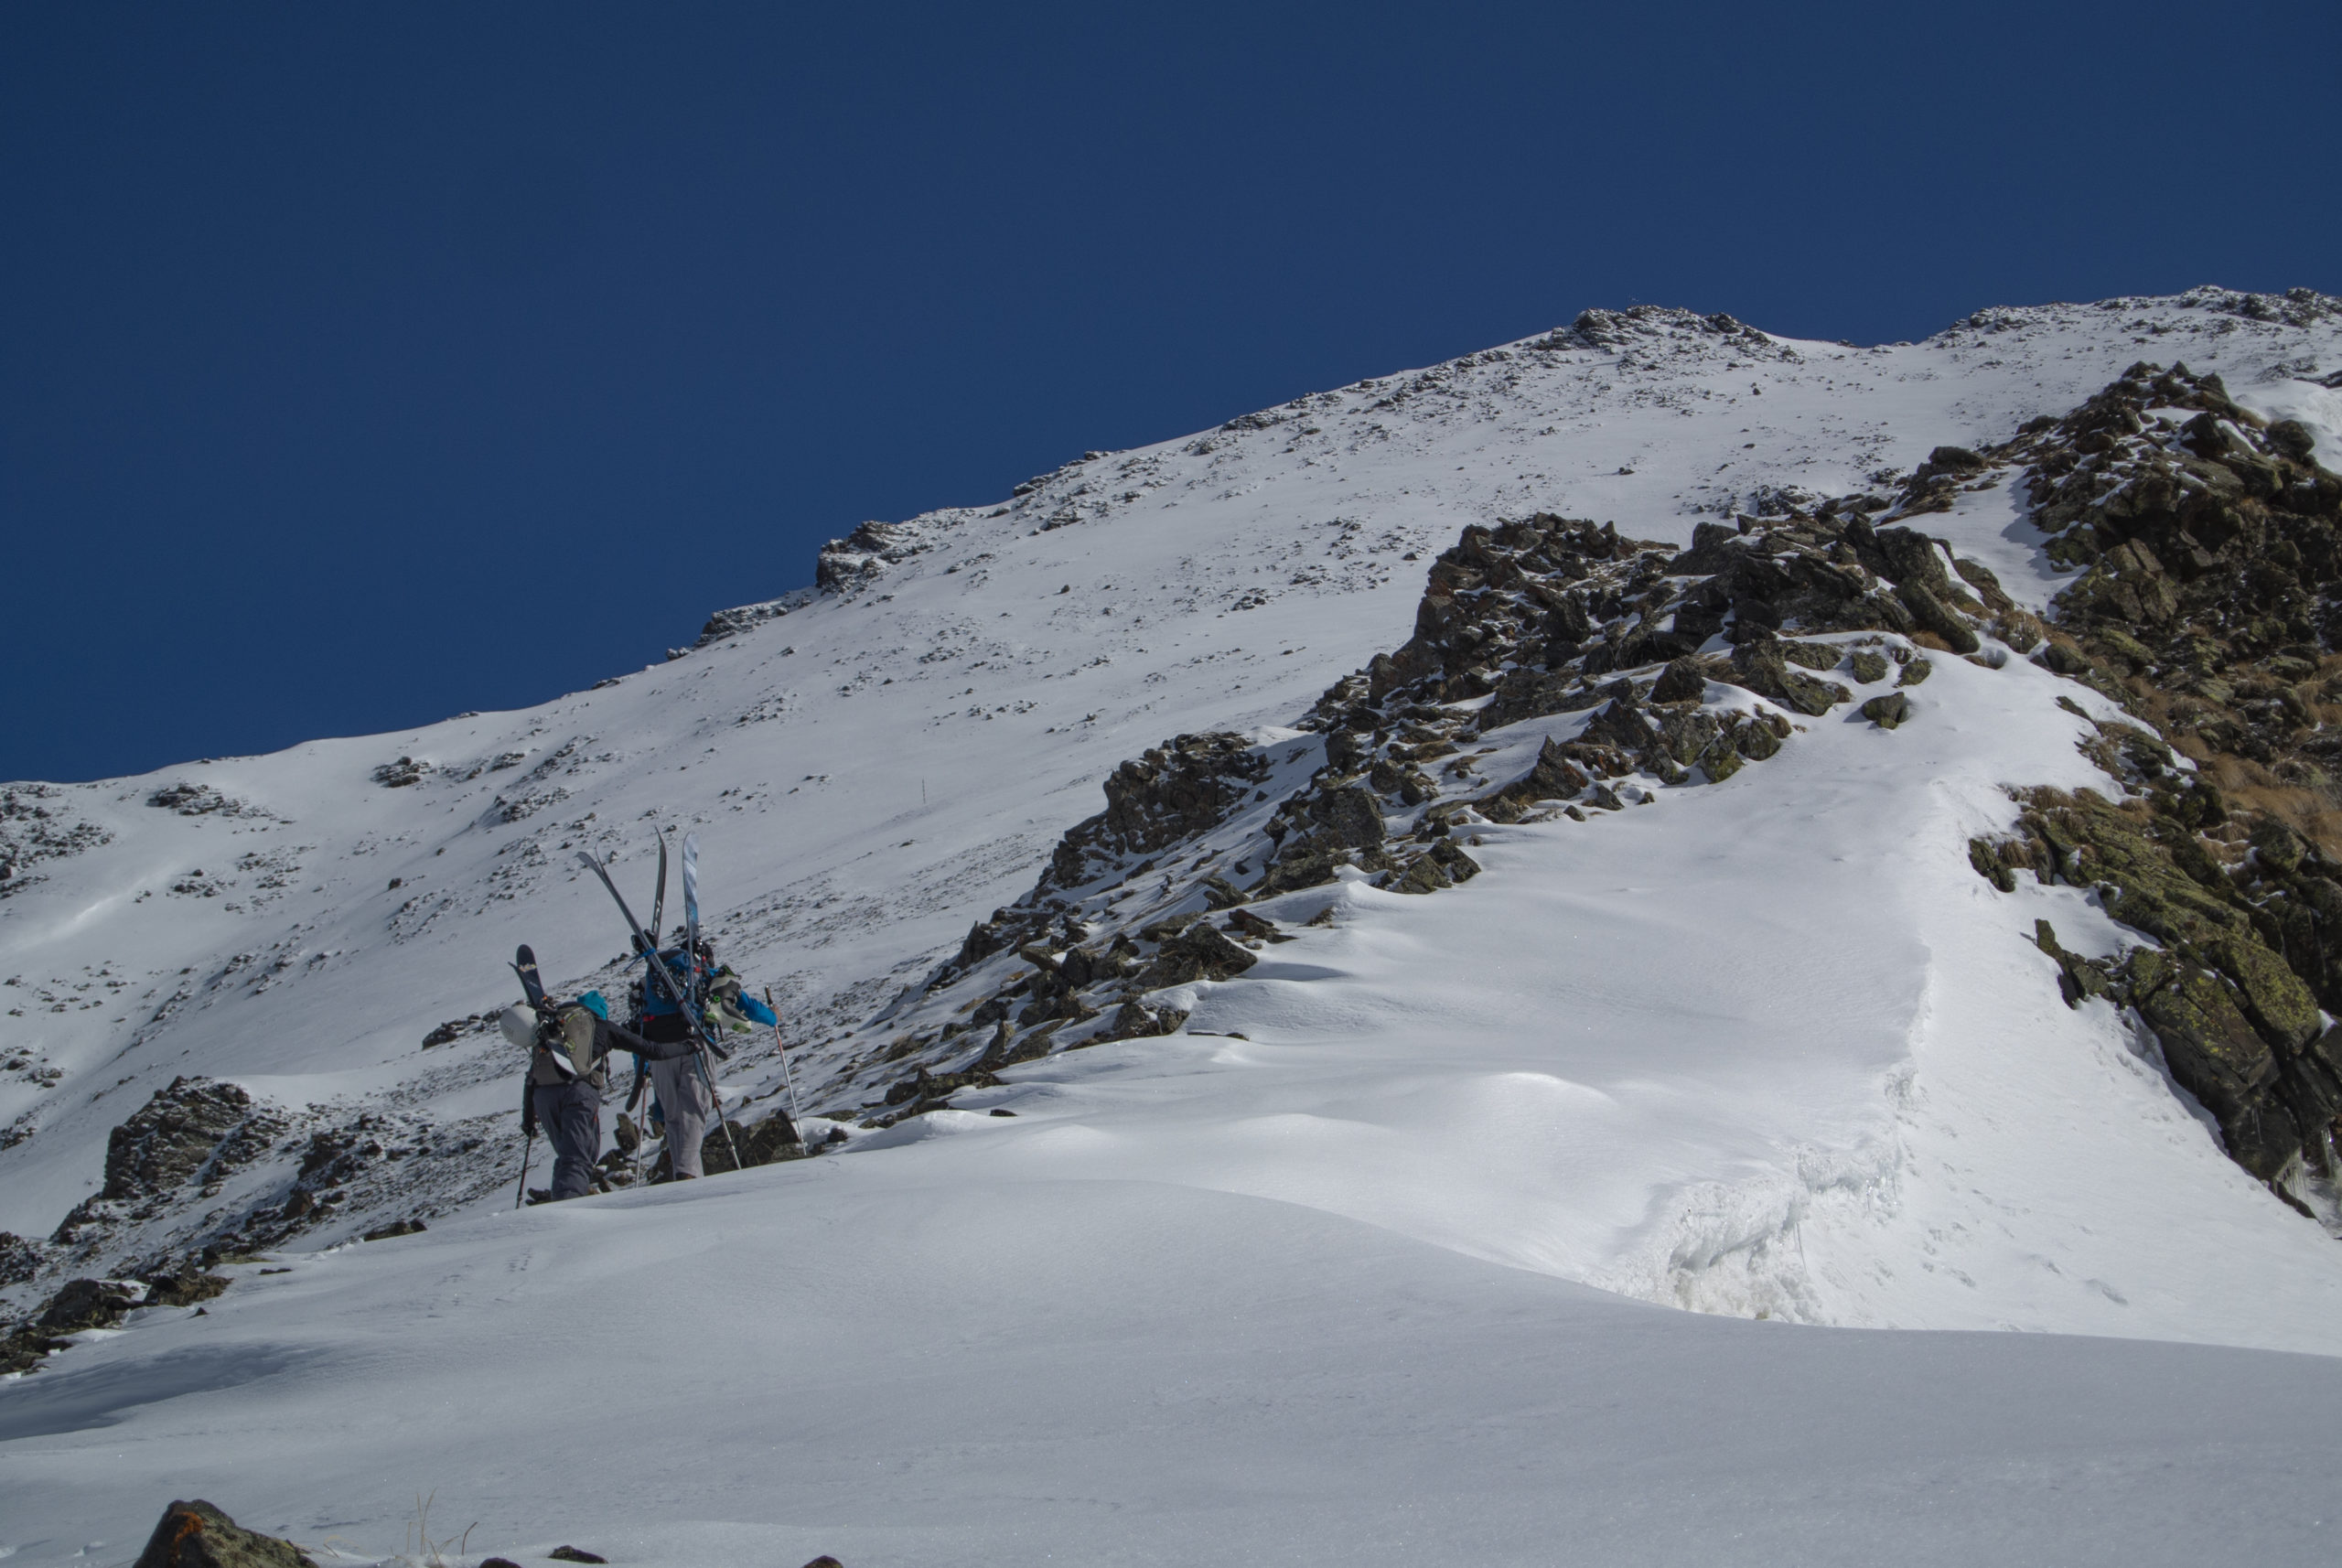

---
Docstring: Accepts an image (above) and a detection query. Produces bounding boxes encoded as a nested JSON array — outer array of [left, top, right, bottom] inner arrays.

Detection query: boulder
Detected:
[[1894, 580, 1982, 654], [1735, 717, 1784, 760], [145, 1270, 229, 1306], [2267, 419, 2315, 462], [1139, 921, 1260, 989], [38, 1276, 145, 1333], [1727, 642, 1847, 716], [1874, 526, 1958, 596], [1861, 693, 1910, 729], [1309, 785, 1387, 848], [1849, 650, 1888, 684], [132, 1500, 316, 1568], [1777, 640, 1842, 671], [1649, 657, 1708, 704], [699, 1111, 808, 1173], [2251, 820, 2305, 875]]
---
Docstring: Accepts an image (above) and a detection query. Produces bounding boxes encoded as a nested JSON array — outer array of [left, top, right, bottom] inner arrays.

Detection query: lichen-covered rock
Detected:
[[2206, 938, 2322, 1052], [1860, 693, 1910, 729], [132, 1499, 316, 1568], [2130, 955, 2294, 1176], [1735, 715, 1785, 760], [1726, 641, 1849, 716]]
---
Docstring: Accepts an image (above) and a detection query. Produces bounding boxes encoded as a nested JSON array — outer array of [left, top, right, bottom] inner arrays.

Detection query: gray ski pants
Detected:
[[651, 1053, 714, 1178], [532, 1079, 603, 1201]]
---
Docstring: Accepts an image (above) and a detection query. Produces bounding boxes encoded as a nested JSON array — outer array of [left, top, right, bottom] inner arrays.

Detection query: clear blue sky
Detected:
[[5, 1, 2334, 782]]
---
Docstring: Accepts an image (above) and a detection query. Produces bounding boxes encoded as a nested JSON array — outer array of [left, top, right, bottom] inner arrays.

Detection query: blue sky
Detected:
[[5, 1, 2335, 782]]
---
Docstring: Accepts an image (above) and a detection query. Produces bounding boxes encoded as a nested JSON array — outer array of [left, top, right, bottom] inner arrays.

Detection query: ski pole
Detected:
[[697, 1019, 744, 1170], [766, 986, 808, 1148], [514, 1130, 533, 1209]]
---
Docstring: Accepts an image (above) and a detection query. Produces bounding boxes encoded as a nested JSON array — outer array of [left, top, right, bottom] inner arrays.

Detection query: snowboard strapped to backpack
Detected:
[[517, 992, 614, 1090]]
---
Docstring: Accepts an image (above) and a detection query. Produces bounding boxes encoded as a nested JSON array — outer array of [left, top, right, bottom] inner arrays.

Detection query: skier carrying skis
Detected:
[[503, 987, 696, 1202], [636, 939, 777, 1178]]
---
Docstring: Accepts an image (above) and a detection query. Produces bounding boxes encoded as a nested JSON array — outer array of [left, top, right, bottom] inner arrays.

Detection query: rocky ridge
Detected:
[[809, 480, 2029, 1123], [1961, 362, 2342, 1213], [794, 348, 2342, 1236]]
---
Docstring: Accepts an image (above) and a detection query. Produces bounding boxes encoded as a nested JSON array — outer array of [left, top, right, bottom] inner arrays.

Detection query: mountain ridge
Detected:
[[5, 285, 2342, 1350]]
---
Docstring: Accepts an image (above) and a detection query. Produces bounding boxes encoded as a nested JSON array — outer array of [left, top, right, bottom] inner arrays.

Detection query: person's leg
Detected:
[[540, 1080, 602, 1200], [649, 1056, 711, 1177]]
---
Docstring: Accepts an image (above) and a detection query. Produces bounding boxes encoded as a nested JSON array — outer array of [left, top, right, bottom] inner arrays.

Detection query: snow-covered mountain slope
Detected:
[[7, 285, 2342, 1562]]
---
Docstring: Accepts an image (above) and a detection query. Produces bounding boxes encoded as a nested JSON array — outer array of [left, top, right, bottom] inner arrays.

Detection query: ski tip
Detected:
[[515, 943, 536, 964]]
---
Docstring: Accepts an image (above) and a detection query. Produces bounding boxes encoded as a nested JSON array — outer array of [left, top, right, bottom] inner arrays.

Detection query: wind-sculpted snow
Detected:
[[10, 290, 2342, 1560]]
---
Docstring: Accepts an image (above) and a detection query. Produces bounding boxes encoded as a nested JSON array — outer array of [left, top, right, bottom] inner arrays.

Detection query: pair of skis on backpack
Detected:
[[513, 830, 723, 1055], [512, 828, 814, 1190], [515, 829, 750, 1172]]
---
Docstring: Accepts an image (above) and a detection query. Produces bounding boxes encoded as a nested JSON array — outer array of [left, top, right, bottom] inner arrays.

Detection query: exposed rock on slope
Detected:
[[833, 487, 2023, 1120], [48, 1077, 283, 1246], [1963, 362, 2342, 1209]]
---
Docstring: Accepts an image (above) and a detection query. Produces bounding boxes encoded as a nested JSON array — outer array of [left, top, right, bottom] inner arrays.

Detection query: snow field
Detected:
[[5, 1176, 2342, 1567]]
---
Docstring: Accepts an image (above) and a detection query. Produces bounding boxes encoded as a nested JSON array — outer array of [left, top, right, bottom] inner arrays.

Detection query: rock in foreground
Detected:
[[133, 1500, 314, 1568]]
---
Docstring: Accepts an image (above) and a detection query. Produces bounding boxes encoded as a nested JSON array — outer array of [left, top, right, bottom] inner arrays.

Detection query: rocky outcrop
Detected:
[[49, 1078, 285, 1247], [1979, 784, 2342, 1187], [847, 489, 2003, 1113], [688, 589, 811, 650], [1965, 362, 2342, 1205], [100, 1079, 261, 1200], [1042, 734, 1273, 894], [2, 1266, 229, 1374], [1, 783, 113, 894], [815, 520, 930, 595]]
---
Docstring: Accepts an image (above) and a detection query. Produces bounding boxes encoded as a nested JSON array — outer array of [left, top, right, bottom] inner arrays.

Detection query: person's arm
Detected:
[[738, 993, 778, 1027], [595, 1017, 697, 1062]]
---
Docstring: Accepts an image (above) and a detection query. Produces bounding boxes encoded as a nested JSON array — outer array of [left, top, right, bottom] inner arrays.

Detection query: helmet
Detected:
[[499, 1004, 540, 1049]]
